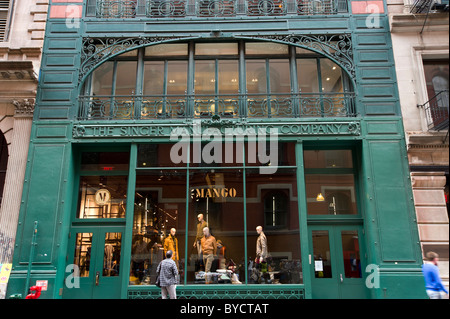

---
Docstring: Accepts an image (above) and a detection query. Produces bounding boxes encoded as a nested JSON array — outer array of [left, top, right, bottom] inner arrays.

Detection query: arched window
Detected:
[[80, 41, 355, 120]]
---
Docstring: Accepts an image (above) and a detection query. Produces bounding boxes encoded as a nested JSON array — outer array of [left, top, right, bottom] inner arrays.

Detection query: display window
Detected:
[[130, 170, 187, 285], [73, 145, 360, 288], [128, 142, 304, 286]]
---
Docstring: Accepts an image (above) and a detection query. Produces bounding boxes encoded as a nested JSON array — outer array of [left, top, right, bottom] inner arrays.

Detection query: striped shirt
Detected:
[[157, 258, 179, 287]]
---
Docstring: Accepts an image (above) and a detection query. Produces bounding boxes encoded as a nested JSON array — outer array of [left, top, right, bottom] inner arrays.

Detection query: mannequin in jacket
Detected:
[[255, 226, 268, 263], [164, 228, 179, 265]]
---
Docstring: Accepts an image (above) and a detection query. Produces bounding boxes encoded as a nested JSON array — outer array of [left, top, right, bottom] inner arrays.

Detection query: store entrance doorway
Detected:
[[63, 225, 124, 299], [309, 225, 368, 299]]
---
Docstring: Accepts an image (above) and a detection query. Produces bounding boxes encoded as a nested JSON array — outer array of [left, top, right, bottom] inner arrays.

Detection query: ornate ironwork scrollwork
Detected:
[[80, 36, 186, 83], [244, 33, 354, 79]]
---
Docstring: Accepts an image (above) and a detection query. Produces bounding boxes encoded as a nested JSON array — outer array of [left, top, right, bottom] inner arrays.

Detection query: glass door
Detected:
[[64, 226, 124, 299], [309, 225, 368, 299]]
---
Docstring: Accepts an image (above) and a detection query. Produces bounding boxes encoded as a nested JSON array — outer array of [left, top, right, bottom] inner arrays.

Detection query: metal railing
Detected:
[[419, 90, 449, 131], [90, 0, 349, 18], [78, 92, 356, 120], [410, 0, 449, 13]]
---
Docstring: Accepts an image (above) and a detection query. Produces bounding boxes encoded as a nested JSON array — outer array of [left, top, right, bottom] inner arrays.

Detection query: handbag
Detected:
[[155, 273, 161, 288]]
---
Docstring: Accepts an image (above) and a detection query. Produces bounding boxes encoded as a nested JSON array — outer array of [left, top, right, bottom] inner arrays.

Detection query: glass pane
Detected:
[[195, 60, 215, 95], [245, 142, 296, 167], [145, 43, 188, 56], [91, 61, 114, 95], [218, 60, 239, 94], [187, 170, 244, 284], [130, 171, 186, 285], [269, 59, 290, 93], [81, 152, 130, 172], [341, 231, 362, 278], [115, 61, 137, 95], [320, 59, 343, 93], [137, 144, 188, 168], [304, 150, 353, 169], [296, 47, 320, 57], [218, 60, 239, 116], [305, 174, 357, 215], [103, 232, 122, 277], [167, 61, 187, 95], [143, 61, 164, 95], [117, 49, 138, 57], [196, 43, 238, 56], [73, 233, 92, 277], [188, 142, 245, 168], [246, 43, 289, 56], [311, 230, 332, 278], [246, 168, 302, 284], [195, 60, 216, 116], [246, 60, 267, 94], [77, 176, 128, 219], [297, 59, 319, 93]]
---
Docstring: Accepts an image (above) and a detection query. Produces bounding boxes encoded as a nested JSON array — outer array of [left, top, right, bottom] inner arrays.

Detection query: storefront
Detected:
[[5, 0, 427, 299], [61, 138, 366, 299]]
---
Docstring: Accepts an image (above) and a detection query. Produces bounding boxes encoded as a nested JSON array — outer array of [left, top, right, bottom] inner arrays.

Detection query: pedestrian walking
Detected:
[[422, 251, 449, 299], [157, 250, 179, 299]]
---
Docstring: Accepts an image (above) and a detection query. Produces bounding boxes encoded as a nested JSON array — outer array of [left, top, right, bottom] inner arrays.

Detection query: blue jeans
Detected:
[[426, 290, 445, 299]]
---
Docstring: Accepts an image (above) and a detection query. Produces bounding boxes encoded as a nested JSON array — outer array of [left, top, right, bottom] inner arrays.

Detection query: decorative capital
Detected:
[[13, 99, 35, 117]]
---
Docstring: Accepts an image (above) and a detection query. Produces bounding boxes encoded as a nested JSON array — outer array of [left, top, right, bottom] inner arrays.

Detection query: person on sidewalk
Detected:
[[157, 250, 179, 299], [422, 251, 449, 299]]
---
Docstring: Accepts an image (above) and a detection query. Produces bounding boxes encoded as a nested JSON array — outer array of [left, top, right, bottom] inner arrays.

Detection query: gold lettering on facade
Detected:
[[192, 187, 237, 199]]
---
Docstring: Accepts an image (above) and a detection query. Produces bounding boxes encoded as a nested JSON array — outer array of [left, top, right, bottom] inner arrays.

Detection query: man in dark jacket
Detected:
[[157, 250, 179, 299]]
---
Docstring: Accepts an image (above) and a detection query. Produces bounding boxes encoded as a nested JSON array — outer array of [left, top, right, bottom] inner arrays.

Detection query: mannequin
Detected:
[[201, 227, 217, 283], [193, 213, 208, 258], [164, 228, 179, 263], [255, 226, 268, 263]]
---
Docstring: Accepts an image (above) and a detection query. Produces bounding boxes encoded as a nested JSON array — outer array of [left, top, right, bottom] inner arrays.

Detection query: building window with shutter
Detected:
[[0, 0, 13, 42]]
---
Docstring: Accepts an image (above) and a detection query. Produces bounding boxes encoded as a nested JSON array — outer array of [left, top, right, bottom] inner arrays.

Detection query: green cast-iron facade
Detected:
[[6, 0, 427, 299]]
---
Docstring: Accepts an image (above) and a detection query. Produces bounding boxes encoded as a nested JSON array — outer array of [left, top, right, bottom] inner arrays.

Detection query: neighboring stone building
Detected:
[[387, 0, 449, 291], [0, 0, 48, 297]]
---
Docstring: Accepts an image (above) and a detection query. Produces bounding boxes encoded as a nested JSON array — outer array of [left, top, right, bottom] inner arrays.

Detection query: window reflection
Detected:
[[246, 60, 267, 94], [187, 170, 244, 284], [297, 59, 319, 93], [320, 59, 343, 93], [77, 176, 127, 219], [304, 149, 358, 216], [130, 171, 186, 285], [246, 168, 302, 284], [115, 61, 137, 95], [312, 230, 332, 278], [341, 231, 362, 278], [74, 233, 92, 277], [143, 61, 164, 95], [92, 61, 114, 95], [305, 174, 357, 215], [196, 43, 238, 56], [103, 232, 122, 277], [131, 142, 303, 286], [304, 150, 353, 169], [269, 60, 290, 94], [81, 152, 130, 172], [84, 41, 353, 120]]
